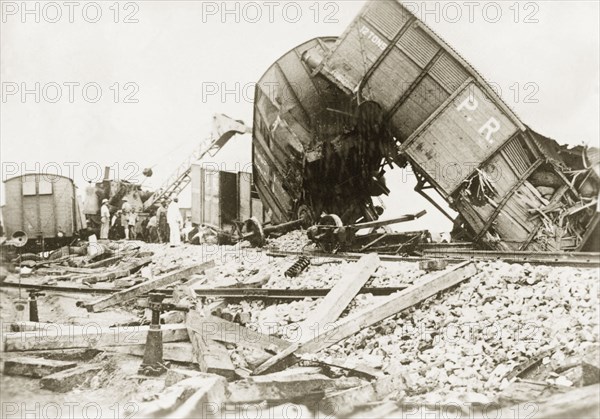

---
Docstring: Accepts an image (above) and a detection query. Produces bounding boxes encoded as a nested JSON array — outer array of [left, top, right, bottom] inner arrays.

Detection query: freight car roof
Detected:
[[3, 173, 77, 185]]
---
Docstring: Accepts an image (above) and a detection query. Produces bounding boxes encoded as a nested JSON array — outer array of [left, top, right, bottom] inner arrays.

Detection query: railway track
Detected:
[[267, 248, 600, 268], [0, 282, 407, 300], [421, 250, 600, 268]]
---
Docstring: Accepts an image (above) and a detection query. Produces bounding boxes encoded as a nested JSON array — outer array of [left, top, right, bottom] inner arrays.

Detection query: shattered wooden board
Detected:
[[253, 262, 476, 374], [84, 260, 215, 312]]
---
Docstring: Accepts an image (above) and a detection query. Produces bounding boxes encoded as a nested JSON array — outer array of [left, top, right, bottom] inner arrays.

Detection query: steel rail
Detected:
[[266, 248, 600, 268], [0, 282, 407, 300]]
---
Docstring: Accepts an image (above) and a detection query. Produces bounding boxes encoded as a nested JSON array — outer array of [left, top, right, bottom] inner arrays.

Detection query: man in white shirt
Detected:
[[121, 198, 132, 240], [100, 199, 110, 239], [167, 198, 182, 246]]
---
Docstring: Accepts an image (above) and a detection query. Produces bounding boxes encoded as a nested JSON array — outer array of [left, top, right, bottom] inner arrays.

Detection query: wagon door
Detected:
[[201, 168, 221, 227], [191, 165, 202, 225], [238, 171, 252, 222], [37, 176, 58, 237], [20, 175, 57, 238], [219, 171, 238, 228]]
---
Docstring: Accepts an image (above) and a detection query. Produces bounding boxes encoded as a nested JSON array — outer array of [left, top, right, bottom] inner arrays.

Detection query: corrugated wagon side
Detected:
[[316, 0, 598, 251]]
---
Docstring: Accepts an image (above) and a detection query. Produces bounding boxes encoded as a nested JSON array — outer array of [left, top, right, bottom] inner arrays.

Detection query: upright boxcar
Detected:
[[3, 174, 84, 250], [191, 165, 264, 230], [311, 0, 598, 251]]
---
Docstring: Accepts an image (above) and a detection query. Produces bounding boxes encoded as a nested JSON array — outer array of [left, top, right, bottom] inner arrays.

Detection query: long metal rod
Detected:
[[348, 210, 427, 230], [267, 249, 431, 263], [0, 282, 408, 300], [0, 282, 116, 294], [192, 286, 407, 299], [267, 249, 600, 267], [422, 249, 600, 267]]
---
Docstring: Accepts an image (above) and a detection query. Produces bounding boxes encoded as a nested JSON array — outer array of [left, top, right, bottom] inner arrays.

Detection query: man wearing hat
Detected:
[[100, 198, 110, 239], [121, 198, 132, 240]]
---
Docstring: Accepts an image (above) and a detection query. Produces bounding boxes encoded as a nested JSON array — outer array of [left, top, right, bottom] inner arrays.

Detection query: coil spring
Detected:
[[285, 256, 311, 278]]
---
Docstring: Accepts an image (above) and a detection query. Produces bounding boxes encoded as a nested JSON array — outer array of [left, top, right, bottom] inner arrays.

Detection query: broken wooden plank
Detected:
[[496, 383, 600, 419], [137, 374, 226, 418], [167, 375, 227, 418], [253, 262, 476, 375], [2, 348, 100, 362], [84, 260, 215, 312], [106, 342, 194, 363], [187, 311, 289, 352], [188, 313, 385, 379], [188, 322, 209, 373], [86, 258, 152, 282], [2, 356, 77, 378], [84, 255, 124, 268], [202, 340, 236, 380], [320, 375, 403, 417], [557, 362, 600, 387], [187, 310, 235, 380], [79, 256, 153, 283], [226, 272, 270, 289], [37, 266, 105, 275], [498, 379, 572, 405], [348, 401, 401, 419], [227, 369, 362, 403], [2, 324, 188, 351], [296, 254, 380, 342], [164, 368, 203, 387], [299, 354, 384, 379], [40, 364, 103, 392]]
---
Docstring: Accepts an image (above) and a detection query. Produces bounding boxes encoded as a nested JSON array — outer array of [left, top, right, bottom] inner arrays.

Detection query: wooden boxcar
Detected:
[[2, 174, 84, 250], [191, 165, 265, 230], [253, 37, 395, 226], [271, 0, 598, 251]]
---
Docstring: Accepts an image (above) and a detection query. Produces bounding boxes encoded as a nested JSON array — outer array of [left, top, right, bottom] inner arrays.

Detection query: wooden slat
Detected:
[[186, 311, 289, 353], [187, 311, 381, 379], [295, 254, 380, 342], [84, 260, 215, 312], [253, 262, 476, 375], [2, 324, 188, 352]]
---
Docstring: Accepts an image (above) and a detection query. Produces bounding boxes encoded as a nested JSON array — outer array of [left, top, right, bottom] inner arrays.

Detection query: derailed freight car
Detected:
[[253, 37, 395, 226], [2, 174, 84, 250], [253, 0, 598, 251]]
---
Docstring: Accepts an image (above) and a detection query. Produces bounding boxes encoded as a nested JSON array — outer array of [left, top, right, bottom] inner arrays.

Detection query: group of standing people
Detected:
[[145, 198, 183, 246], [98, 197, 183, 247]]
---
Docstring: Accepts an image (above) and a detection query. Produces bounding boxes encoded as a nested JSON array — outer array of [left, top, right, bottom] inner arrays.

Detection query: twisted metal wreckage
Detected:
[[250, 0, 599, 253]]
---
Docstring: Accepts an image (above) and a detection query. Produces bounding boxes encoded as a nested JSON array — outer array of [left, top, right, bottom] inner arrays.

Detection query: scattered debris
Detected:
[[3, 357, 77, 378], [1, 233, 598, 417], [39, 364, 103, 393]]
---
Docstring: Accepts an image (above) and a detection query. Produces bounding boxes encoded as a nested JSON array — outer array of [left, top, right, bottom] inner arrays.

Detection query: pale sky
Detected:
[[1, 0, 599, 232]]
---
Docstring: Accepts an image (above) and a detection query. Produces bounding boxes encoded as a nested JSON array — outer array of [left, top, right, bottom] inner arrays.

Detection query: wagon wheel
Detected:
[[296, 204, 315, 229], [217, 224, 241, 246], [317, 214, 344, 253]]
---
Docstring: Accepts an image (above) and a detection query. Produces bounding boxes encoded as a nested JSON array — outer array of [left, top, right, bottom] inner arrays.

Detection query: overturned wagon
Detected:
[[253, 37, 394, 226], [253, 0, 598, 251]]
